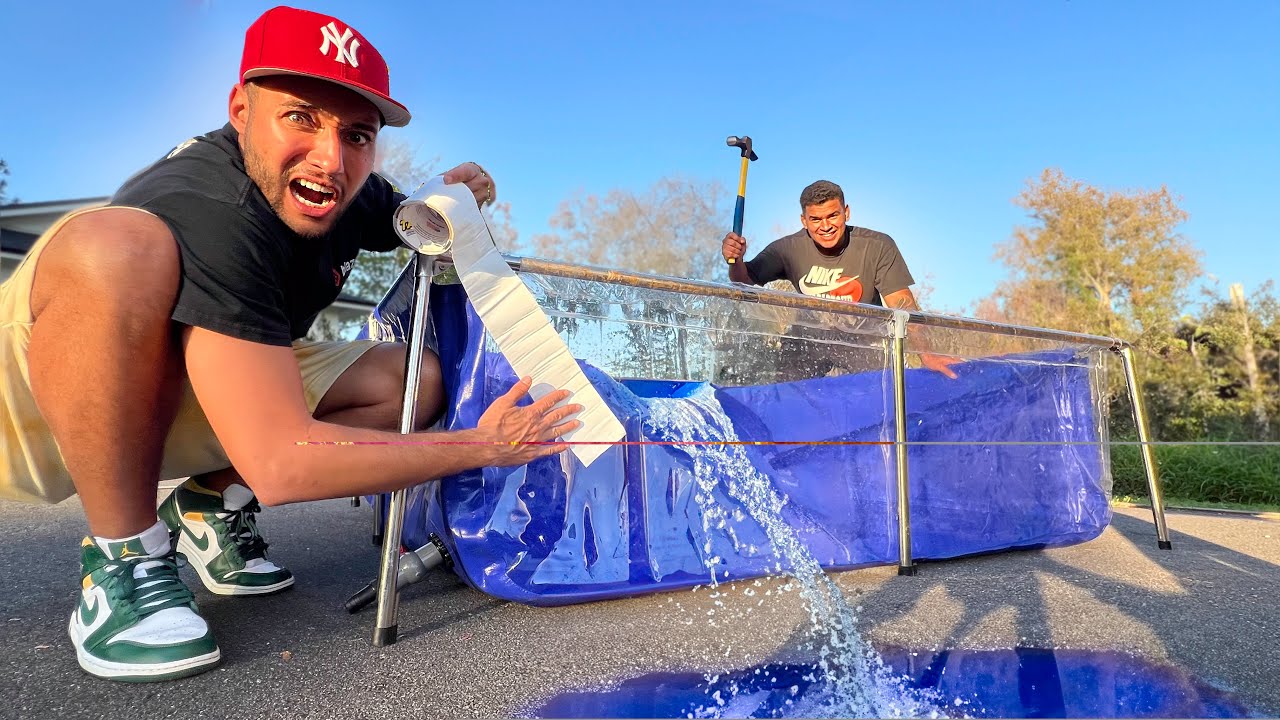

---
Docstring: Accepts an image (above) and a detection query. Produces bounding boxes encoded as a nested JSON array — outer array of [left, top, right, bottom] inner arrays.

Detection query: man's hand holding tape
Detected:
[[443, 161, 497, 208]]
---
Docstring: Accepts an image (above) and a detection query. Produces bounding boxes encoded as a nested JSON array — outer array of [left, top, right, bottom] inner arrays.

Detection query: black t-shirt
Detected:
[[109, 124, 404, 346], [744, 225, 915, 306]]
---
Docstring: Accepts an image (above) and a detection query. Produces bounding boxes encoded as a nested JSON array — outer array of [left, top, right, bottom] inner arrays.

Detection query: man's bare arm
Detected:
[[881, 288, 961, 379], [183, 328, 580, 505], [882, 287, 925, 313], [721, 232, 755, 285]]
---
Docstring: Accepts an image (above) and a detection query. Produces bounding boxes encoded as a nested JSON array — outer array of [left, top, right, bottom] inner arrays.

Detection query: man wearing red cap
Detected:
[[0, 6, 577, 682]]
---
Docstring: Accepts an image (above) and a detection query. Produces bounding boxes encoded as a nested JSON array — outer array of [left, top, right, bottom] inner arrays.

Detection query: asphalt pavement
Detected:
[[1, 492, 1276, 719]]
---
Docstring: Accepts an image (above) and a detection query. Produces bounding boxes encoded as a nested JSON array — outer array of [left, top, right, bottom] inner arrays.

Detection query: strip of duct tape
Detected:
[[394, 176, 624, 467]]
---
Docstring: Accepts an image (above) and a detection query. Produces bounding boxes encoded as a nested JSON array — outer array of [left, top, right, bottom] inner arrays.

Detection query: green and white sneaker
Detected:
[[68, 521, 221, 682], [159, 481, 294, 596]]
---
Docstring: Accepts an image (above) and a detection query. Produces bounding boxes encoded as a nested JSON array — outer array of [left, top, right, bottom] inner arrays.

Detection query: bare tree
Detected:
[[372, 137, 439, 195], [0, 159, 14, 205], [531, 175, 730, 281], [527, 176, 802, 383], [343, 139, 520, 307]]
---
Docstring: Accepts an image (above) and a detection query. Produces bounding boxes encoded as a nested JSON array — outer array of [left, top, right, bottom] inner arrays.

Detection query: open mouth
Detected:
[[290, 178, 337, 209]]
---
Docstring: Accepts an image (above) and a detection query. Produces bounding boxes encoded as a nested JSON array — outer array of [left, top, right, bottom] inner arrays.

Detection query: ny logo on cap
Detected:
[[319, 21, 360, 67]]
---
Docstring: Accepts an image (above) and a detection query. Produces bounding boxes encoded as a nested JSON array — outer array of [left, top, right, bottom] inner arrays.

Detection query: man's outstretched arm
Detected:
[[183, 327, 580, 505], [881, 288, 961, 379]]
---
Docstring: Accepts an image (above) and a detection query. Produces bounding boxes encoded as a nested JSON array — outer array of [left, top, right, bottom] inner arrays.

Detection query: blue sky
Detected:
[[2, 1, 1276, 313]]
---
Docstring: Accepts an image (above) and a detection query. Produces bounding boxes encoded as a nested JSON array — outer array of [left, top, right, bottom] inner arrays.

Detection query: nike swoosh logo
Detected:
[[798, 274, 861, 299], [79, 595, 100, 626], [181, 524, 211, 552], [798, 281, 855, 296]]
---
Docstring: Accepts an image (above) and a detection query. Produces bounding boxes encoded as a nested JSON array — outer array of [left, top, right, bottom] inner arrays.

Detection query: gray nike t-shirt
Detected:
[[745, 225, 914, 306]]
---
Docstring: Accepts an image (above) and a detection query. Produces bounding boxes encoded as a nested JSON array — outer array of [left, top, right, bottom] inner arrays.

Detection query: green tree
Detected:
[[1178, 281, 1279, 438], [974, 169, 1213, 444], [980, 168, 1201, 350]]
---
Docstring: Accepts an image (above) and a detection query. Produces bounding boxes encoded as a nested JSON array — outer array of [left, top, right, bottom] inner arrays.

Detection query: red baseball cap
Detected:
[[240, 6, 411, 127]]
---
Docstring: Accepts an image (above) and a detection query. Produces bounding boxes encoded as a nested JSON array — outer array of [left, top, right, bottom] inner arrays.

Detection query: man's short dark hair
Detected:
[[800, 180, 845, 210]]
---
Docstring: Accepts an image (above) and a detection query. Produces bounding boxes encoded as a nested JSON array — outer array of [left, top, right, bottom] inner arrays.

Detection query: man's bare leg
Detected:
[[30, 210, 220, 682], [27, 210, 184, 539], [194, 342, 443, 494], [162, 341, 441, 595]]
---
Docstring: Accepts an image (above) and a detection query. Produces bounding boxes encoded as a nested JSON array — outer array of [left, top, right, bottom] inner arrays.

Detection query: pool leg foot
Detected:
[[1158, 540, 1172, 550], [897, 565, 917, 576], [373, 625, 398, 646]]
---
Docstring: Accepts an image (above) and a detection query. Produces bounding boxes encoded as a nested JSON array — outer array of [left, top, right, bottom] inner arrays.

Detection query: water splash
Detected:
[[592, 372, 940, 718]]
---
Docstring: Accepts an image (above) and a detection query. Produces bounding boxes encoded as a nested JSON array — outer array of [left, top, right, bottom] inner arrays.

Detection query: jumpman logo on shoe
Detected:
[[69, 535, 220, 682]]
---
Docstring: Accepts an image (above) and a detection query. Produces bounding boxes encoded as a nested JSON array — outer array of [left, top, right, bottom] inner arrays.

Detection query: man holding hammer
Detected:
[[722, 179, 959, 378]]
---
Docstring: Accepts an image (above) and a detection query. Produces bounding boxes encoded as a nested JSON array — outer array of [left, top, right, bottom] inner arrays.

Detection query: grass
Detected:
[[1111, 443, 1280, 506], [1112, 493, 1280, 515]]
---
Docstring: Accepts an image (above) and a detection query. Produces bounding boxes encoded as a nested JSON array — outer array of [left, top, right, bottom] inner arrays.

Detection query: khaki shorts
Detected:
[[1, 207, 383, 504]]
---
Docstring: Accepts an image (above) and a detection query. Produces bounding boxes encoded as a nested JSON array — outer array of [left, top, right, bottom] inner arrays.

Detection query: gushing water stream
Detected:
[[594, 375, 940, 718]]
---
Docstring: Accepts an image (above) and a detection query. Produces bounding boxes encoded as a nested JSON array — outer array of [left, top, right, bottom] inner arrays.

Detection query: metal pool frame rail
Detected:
[[369, 254, 1172, 644]]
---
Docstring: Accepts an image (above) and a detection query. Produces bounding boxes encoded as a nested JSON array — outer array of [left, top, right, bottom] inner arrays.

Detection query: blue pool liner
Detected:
[[364, 281, 1111, 606]]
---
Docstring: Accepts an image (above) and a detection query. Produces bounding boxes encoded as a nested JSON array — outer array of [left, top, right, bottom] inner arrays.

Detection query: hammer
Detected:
[[725, 135, 759, 263]]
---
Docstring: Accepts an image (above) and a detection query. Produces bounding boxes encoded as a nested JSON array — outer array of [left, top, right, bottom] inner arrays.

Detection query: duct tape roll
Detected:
[[393, 176, 625, 467], [393, 188, 453, 255]]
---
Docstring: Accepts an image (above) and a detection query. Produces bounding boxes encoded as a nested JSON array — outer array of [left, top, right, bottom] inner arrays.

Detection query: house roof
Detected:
[[1, 198, 110, 253], [1, 197, 382, 307], [0, 197, 110, 215]]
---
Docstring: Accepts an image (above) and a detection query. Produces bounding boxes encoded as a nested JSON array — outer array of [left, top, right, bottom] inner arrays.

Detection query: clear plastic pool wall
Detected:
[[363, 260, 1114, 606]]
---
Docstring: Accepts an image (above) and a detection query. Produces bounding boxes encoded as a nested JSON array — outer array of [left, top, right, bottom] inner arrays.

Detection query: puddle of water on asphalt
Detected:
[[525, 646, 1252, 719]]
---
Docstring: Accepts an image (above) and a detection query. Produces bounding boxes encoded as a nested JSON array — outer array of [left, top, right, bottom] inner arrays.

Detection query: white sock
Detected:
[[93, 520, 170, 559]]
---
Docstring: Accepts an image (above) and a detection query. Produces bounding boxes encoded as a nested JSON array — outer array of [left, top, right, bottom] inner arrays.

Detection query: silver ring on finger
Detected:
[[471, 161, 494, 206]]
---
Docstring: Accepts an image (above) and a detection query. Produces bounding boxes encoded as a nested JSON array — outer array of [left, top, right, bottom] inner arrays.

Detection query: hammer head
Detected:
[[726, 135, 759, 161]]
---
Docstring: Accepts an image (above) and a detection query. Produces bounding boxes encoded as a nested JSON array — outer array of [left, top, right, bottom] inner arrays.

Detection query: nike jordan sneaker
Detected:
[[68, 521, 220, 682], [158, 480, 294, 596]]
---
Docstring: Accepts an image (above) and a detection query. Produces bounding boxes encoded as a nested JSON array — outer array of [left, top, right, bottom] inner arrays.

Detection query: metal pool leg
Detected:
[[372, 493, 388, 546], [1116, 345, 1173, 550], [891, 310, 916, 576], [373, 255, 436, 646]]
